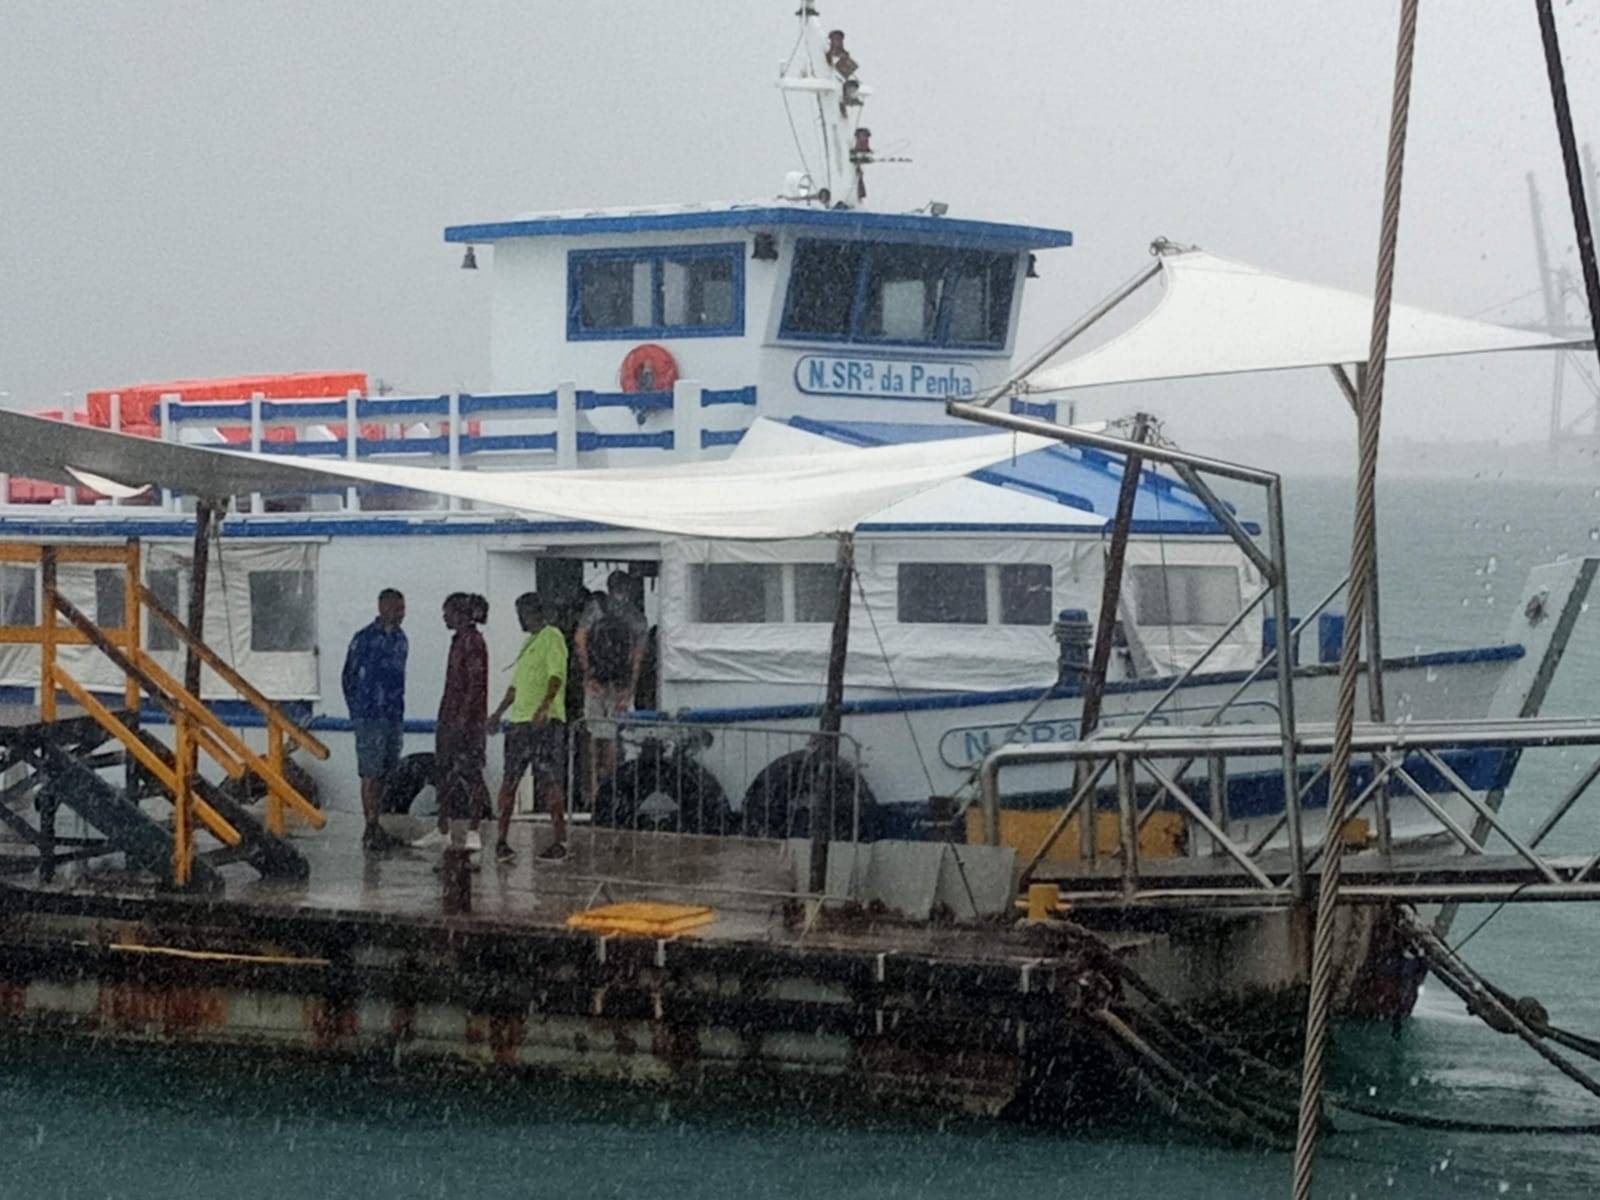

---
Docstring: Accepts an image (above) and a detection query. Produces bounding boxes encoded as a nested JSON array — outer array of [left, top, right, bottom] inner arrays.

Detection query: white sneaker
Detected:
[[410, 828, 450, 849], [464, 830, 483, 853]]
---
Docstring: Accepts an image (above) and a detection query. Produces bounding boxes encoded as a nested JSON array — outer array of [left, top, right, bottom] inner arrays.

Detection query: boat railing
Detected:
[[131, 383, 757, 509], [564, 715, 867, 847], [979, 717, 1600, 903]]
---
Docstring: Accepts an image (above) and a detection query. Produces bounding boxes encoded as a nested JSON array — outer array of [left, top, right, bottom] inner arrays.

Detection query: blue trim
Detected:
[[459, 391, 556, 415], [256, 440, 348, 457], [356, 395, 449, 419], [700, 429, 748, 448], [577, 389, 674, 412], [654, 644, 1526, 724], [446, 207, 1072, 251], [167, 402, 252, 423], [701, 386, 757, 407], [566, 242, 745, 342], [357, 436, 449, 457], [0, 515, 611, 539], [261, 399, 346, 421], [575, 430, 674, 451], [458, 433, 557, 454]]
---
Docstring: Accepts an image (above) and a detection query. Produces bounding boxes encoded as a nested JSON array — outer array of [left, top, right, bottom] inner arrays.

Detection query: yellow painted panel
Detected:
[[567, 901, 716, 937], [0, 545, 42, 563], [965, 807, 1188, 861]]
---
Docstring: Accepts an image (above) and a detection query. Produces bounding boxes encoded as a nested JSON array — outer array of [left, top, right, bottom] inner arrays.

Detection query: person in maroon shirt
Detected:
[[435, 592, 490, 853]]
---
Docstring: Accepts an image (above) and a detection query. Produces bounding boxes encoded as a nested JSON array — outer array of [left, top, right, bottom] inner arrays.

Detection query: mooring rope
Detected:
[[1292, 2, 1421, 1195]]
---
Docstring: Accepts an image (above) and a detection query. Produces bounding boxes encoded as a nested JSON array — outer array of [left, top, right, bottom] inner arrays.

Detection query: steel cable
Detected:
[[1293, 2, 1420, 1196]]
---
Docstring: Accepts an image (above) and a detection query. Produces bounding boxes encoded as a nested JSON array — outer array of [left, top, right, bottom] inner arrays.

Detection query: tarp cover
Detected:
[[1026, 248, 1589, 392], [0, 409, 1053, 540]]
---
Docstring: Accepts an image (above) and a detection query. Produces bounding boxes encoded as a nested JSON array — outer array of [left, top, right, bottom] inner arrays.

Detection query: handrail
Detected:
[[137, 583, 330, 761]]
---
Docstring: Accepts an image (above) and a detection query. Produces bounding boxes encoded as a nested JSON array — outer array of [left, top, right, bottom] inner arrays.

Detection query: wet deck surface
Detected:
[[10, 808, 1084, 964]]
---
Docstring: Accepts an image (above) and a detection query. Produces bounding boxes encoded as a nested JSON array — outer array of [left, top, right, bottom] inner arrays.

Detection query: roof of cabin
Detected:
[[785, 416, 1244, 533], [443, 202, 1072, 251]]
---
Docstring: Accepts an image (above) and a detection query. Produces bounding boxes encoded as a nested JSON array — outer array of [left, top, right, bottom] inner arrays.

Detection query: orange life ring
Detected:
[[619, 343, 679, 393]]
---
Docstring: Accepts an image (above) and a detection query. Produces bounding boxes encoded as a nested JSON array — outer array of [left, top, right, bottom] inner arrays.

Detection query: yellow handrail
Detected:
[[137, 583, 331, 762]]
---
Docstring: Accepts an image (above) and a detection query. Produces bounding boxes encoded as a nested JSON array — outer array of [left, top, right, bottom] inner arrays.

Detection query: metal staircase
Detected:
[[0, 539, 328, 890]]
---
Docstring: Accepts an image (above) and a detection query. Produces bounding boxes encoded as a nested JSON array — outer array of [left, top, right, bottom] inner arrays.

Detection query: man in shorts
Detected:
[[574, 570, 647, 806], [342, 588, 408, 852], [489, 593, 568, 863]]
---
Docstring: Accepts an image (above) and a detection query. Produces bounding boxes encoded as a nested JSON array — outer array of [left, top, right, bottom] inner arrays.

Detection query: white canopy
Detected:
[[0, 408, 1054, 540], [1026, 248, 1590, 392]]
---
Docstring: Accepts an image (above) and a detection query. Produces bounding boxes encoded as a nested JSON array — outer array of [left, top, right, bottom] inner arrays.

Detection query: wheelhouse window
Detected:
[[780, 239, 1018, 349], [568, 243, 745, 340], [1130, 565, 1242, 626], [249, 570, 317, 652]]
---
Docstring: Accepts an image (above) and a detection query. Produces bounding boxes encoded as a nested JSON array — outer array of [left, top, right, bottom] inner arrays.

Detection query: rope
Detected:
[[1293, 3, 1420, 1197]]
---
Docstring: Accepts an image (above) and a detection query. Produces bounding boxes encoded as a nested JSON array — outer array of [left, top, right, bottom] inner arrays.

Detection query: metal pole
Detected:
[[1534, 0, 1600, 395], [184, 502, 216, 698], [1265, 477, 1304, 895], [1080, 414, 1150, 740], [811, 531, 854, 894]]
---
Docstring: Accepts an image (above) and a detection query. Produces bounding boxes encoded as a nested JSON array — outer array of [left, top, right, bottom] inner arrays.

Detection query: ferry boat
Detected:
[[0, 6, 1588, 864]]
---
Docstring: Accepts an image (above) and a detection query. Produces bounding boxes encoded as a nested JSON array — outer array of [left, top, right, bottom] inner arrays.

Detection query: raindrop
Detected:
[[1425, 667, 1439, 683], [1498, 1183, 1511, 1196], [1486, 555, 1498, 576], [1461, 597, 1471, 607], [1591, 528, 1600, 541], [1486, 597, 1495, 607], [1502, 523, 1512, 533]]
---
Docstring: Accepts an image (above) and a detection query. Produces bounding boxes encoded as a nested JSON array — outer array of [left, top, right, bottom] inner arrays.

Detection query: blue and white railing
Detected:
[[153, 382, 758, 511]]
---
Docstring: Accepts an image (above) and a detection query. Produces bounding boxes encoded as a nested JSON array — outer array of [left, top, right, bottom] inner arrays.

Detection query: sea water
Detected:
[[4, 472, 1600, 1198]]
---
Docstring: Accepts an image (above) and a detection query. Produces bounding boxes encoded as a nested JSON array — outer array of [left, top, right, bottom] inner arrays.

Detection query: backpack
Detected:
[[588, 606, 635, 686]]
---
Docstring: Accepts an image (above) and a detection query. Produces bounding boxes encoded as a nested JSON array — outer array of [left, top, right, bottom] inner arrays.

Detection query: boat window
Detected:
[[692, 563, 782, 623], [1130, 565, 1242, 626], [146, 568, 183, 652], [999, 563, 1053, 625], [0, 565, 35, 627], [780, 239, 1019, 348], [661, 253, 737, 329], [782, 241, 865, 337], [858, 244, 946, 342], [793, 562, 842, 623], [93, 569, 125, 631], [574, 256, 652, 332], [248, 570, 317, 652], [897, 563, 987, 624], [946, 251, 1017, 347], [568, 243, 745, 340]]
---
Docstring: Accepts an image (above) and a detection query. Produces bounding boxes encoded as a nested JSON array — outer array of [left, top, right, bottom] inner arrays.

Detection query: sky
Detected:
[[2, 1, 1598, 451]]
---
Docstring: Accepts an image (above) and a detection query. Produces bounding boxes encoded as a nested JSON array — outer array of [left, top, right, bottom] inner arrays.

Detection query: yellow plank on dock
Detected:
[[567, 901, 715, 937]]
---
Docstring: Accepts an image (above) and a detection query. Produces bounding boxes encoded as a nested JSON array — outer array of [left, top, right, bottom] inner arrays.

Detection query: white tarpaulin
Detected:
[[0, 409, 1055, 540], [1026, 248, 1589, 393]]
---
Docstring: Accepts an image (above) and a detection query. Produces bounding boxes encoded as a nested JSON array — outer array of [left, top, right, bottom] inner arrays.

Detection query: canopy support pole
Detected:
[[811, 531, 855, 895], [1079, 415, 1150, 742], [184, 502, 217, 698], [975, 259, 1163, 407], [1535, 0, 1600, 394]]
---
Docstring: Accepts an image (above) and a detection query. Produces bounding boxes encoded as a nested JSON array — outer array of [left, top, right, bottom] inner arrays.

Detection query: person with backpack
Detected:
[[575, 570, 647, 806]]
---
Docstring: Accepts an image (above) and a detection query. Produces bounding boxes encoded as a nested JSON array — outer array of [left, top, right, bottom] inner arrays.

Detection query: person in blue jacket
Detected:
[[343, 588, 408, 851]]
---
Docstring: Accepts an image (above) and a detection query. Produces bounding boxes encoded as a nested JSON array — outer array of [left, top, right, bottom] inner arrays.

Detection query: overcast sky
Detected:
[[2, 1, 1598, 451]]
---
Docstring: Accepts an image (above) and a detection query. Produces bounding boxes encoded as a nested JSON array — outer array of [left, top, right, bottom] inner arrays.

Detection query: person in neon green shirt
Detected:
[[488, 592, 568, 863]]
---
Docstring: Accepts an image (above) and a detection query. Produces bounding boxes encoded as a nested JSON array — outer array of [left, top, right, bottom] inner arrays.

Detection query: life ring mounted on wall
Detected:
[[619, 343, 679, 393]]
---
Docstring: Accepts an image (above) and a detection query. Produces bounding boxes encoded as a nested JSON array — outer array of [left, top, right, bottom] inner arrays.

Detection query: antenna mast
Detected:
[[777, 4, 873, 208]]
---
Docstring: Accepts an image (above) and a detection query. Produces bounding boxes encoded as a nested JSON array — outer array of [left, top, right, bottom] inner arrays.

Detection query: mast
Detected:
[[776, 4, 873, 208]]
